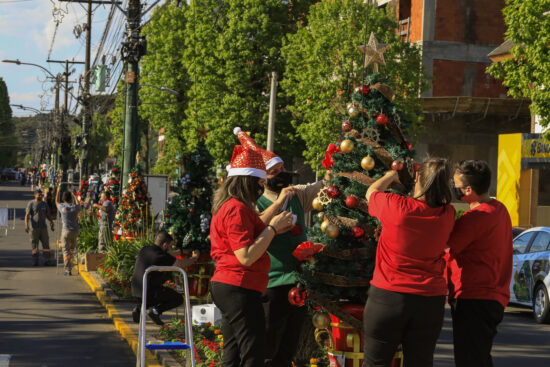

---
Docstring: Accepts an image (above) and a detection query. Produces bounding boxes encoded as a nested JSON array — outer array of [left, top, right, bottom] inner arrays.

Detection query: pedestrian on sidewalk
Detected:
[[363, 158, 456, 367], [92, 191, 116, 253], [130, 230, 200, 325], [25, 188, 56, 266], [446, 160, 513, 367], [55, 186, 81, 276], [210, 145, 293, 367]]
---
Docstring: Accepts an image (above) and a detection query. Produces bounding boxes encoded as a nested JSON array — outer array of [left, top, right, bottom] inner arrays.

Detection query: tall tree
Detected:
[[281, 0, 428, 172], [487, 0, 550, 137], [0, 77, 17, 168]]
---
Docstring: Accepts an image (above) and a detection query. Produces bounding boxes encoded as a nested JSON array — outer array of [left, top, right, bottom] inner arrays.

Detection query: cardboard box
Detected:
[[192, 303, 222, 325], [85, 253, 107, 271]]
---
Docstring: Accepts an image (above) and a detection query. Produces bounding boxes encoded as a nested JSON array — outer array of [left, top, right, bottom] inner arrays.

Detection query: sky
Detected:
[[0, 0, 131, 117]]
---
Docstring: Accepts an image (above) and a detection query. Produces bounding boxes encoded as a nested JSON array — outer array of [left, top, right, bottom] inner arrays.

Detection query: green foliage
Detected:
[[0, 77, 17, 168], [164, 141, 215, 252], [140, 3, 188, 174], [77, 214, 99, 253], [115, 167, 153, 236], [281, 1, 428, 172], [487, 0, 550, 139]]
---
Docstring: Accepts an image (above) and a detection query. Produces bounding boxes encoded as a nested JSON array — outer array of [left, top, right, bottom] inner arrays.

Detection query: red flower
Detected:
[[326, 143, 339, 155], [321, 153, 334, 169]]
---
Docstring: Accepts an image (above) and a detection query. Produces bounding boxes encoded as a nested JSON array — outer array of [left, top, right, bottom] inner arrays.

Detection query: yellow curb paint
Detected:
[[78, 265, 162, 367]]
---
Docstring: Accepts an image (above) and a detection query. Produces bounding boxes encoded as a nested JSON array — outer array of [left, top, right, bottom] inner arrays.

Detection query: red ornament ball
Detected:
[[376, 114, 389, 126], [342, 120, 352, 132], [401, 140, 413, 150], [345, 195, 358, 208], [392, 160, 404, 171], [288, 287, 307, 307], [357, 85, 370, 95], [352, 226, 365, 238], [189, 208, 195, 213], [326, 185, 340, 199]]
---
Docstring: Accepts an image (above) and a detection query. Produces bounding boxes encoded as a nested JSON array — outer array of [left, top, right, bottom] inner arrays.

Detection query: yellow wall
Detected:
[[497, 134, 522, 225]]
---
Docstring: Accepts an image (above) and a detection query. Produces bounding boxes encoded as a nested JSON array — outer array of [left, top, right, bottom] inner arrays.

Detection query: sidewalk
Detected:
[[78, 266, 186, 367]]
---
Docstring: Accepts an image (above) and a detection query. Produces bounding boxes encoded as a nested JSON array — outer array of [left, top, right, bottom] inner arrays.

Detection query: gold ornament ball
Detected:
[[340, 139, 354, 154], [316, 211, 325, 222], [312, 198, 324, 211], [325, 224, 339, 238], [348, 106, 359, 118], [361, 156, 375, 170], [320, 219, 330, 232], [312, 312, 331, 329]]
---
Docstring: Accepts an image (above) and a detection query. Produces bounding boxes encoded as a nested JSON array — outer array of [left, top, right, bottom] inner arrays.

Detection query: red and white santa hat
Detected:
[[227, 145, 266, 179], [233, 127, 284, 170]]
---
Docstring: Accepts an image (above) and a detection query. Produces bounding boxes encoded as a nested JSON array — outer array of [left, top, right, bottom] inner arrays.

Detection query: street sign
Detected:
[[125, 71, 135, 84]]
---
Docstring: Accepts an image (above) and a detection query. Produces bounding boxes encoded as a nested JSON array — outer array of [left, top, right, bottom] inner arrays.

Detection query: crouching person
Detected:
[[131, 230, 199, 325]]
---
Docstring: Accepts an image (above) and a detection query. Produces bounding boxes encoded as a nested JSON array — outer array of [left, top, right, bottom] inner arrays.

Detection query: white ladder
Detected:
[[136, 266, 196, 367]]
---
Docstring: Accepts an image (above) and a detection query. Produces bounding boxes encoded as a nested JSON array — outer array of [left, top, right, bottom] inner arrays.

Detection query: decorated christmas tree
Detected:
[[115, 167, 152, 237], [164, 140, 214, 253], [296, 33, 417, 328], [103, 166, 121, 207]]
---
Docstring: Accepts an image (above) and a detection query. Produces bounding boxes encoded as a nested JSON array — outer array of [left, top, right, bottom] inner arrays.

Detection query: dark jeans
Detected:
[[450, 298, 504, 367], [262, 284, 307, 367], [137, 287, 182, 314], [211, 281, 265, 367], [363, 286, 445, 367]]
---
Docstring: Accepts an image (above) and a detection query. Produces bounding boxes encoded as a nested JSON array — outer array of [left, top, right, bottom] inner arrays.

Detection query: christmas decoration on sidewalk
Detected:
[[103, 166, 121, 207], [295, 29, 416, 367], [114, 167, 152, 237], [163, 140, 215, 253]]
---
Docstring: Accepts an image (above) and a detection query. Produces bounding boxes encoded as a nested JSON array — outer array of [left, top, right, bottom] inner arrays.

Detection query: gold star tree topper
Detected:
[[357, 32, 390, 72]]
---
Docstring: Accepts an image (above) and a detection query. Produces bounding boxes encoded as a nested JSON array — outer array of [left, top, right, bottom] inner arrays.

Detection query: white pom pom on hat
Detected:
[[233, 127, 242, 135]]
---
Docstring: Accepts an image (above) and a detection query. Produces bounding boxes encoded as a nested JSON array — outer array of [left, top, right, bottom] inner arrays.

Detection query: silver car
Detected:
[[509, 227, 550, 323]]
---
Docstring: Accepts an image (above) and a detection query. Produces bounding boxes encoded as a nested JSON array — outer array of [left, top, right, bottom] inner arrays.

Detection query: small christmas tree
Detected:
[[115, 167, 152, 237], [164, 140, 214, 253], [299, 33, 416, 315], [103, 166, 121, 207]]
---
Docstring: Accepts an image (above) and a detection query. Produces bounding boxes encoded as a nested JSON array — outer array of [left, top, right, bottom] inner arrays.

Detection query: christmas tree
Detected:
[[115, 167, 152, 237], [164, 140, 214, 253], [103, 166, 121, 207], [298, 33, 416, 321]]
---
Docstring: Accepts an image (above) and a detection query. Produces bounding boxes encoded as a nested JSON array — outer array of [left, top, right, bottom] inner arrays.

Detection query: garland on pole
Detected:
[[115, 167, 152, 237]]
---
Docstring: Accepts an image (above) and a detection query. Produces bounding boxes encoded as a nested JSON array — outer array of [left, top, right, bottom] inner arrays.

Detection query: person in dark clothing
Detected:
[[131, 230, 199, 325]]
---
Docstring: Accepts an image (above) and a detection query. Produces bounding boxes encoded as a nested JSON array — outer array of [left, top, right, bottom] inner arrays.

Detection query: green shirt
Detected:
[[257, 195, 308, 288]]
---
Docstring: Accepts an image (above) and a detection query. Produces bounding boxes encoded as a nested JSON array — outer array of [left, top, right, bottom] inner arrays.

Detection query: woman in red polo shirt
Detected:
[[363, 158, 456, 367], [210, 145, 292, 367]]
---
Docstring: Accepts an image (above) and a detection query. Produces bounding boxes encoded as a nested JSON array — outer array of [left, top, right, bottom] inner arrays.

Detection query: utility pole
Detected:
[[47, 59, 84, 183], [53, 77, 61, 173], [81, 0, 92, 180], [267, 72, 278, 151], [121, 0, 146, 186]]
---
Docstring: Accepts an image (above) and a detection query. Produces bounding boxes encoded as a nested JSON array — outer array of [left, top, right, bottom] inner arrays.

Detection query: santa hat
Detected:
[[233, 127, 284, 170], [227, 145, 266, 179]]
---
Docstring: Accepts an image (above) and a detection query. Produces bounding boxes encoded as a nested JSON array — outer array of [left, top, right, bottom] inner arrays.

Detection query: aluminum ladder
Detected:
[[136, 266, 196, 367]]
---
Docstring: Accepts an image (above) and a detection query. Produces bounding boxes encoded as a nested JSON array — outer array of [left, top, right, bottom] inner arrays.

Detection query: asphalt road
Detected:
[[0, 182, 135, 367]]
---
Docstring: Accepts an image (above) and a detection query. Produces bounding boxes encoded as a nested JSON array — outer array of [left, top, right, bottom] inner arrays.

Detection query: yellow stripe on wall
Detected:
[[497, 133, 522, 226]]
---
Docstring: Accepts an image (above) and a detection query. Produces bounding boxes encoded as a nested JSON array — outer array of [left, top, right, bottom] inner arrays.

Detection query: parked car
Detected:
[[512, 226, 526, 238], [509, 227, 550, 323]]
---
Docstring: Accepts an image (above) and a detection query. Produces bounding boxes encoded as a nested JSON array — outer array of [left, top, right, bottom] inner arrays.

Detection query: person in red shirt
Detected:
[[447, 160, 512, 367], [210, 145, 293, 367], [363, 158, 456, 367]]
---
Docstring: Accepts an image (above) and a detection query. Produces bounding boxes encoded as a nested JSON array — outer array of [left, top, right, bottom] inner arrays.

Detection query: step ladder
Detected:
[[136, 266, 196, 367]]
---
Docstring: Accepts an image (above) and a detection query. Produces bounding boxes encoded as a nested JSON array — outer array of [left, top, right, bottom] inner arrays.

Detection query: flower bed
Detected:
[[157, 319, 222, 367]]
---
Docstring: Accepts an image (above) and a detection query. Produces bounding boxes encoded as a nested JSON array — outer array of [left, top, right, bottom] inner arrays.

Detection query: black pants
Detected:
[[211, 281, 265, 367], [262, 285, 307, 367], [137, 287, 183, 314], [363, 286, 445, 367], [450, 298, 504, 367]]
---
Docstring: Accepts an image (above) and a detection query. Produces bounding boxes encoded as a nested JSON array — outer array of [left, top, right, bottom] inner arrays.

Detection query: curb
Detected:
[[78, 265, 182, 367]]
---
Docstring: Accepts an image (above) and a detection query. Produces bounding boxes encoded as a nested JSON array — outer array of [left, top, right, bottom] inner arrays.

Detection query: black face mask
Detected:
[[266, 171, 293, 193], [452, 181, 465, 201]]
